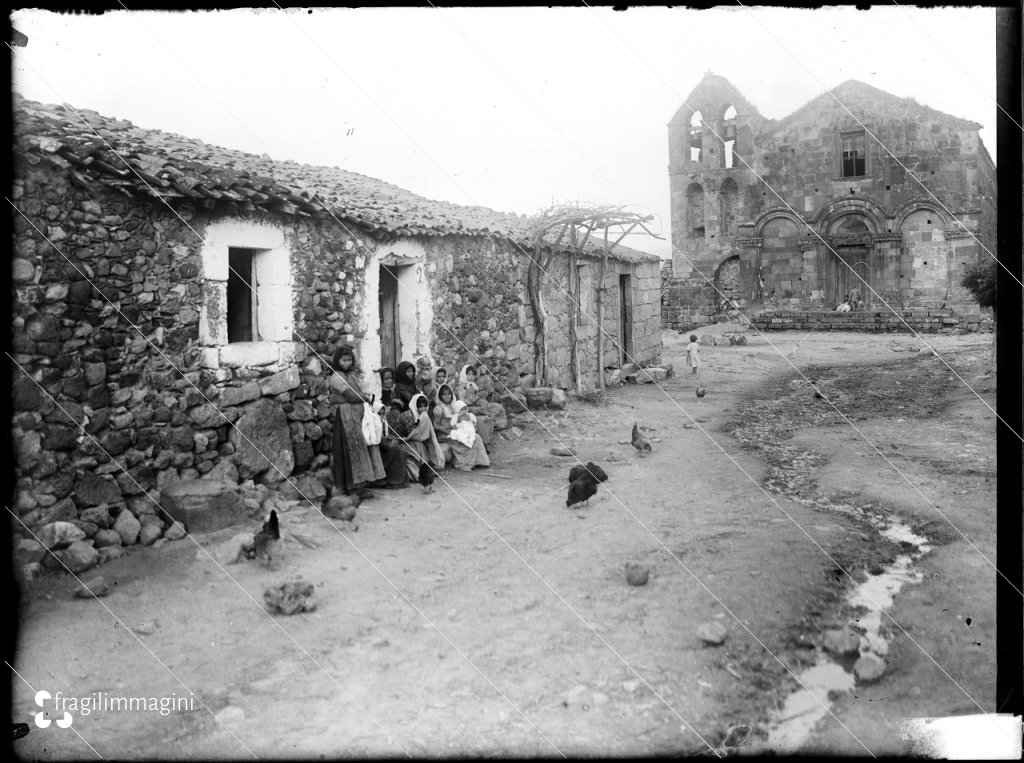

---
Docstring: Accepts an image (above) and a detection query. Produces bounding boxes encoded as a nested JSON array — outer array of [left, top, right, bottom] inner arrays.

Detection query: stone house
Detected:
[[662, 73, 996, 330], [10, 95, 660, 532]]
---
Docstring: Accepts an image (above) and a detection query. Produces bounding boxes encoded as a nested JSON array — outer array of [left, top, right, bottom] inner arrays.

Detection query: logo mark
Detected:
[[34, 691, 73, 728]]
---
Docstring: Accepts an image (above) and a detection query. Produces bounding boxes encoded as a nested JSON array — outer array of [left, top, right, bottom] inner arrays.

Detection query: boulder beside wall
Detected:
[[522, 387, 568, 410], [161, 479, 248, 535], [229, 397, 294, 482]]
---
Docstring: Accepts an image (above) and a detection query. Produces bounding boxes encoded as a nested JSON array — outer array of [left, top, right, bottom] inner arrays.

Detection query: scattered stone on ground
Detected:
[[164, 521, 187, 541], [524, 387, 553, 409], [624, 562, 649, 586], [697, 621, 728, 646], [48, 540, 100, 573], [96, 547, 124, 565], [550, 446, 575, 457], [263, 579, 317, 615], [74, 576, 109, 598], [853, 653, 886, 682]]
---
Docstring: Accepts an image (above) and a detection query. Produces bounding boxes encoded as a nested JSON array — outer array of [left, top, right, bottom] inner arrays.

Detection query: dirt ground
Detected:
[[12, 324, 998, 758]]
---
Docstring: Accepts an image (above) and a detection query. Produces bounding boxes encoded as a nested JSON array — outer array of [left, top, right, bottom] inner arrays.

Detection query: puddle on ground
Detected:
[[764, 511, 933, 754]]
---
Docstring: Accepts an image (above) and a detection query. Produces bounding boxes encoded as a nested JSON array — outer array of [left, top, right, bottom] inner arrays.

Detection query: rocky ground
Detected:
[[11, 324, 999, 758]]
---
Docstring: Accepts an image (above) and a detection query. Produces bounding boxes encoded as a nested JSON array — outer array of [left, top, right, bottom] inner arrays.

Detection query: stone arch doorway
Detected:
[[826, 217, 872, 307], [715, 255, 741, 308]]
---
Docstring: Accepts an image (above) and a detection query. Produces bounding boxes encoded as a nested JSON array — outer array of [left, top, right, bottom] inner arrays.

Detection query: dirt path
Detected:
[[12, 325, 997, 757]]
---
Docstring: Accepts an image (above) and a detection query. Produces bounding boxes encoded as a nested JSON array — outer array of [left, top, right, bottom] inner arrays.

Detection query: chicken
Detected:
[[418, 460, 436, 493], [252, 510, 281, 567], [568, 462, 609, 484], [696, 385, 706, 403], [566, 475, 598, 509], [631, 422, 652, 456]]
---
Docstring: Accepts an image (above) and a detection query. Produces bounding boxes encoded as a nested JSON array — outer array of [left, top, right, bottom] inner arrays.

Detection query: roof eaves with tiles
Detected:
[[14, 95, 657, 263]]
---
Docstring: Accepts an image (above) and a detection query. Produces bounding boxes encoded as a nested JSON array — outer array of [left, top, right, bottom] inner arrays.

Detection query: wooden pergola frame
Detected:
[[525, 204, 660, 391]]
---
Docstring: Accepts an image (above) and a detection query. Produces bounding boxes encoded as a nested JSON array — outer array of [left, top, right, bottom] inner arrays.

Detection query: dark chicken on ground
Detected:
[[251, 510, 281, 567], [418, 460, 437, 493], [568, 462, 609, 484], [631, 422, 653, 455], [567, 474, 599, 509]]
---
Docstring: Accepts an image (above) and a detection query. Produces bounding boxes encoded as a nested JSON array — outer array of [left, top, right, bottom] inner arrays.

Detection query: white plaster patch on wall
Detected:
[[374, 238, 434, 361], [198, 219, 293, 363], [254, 241, 293, 342], [359, 252, 382, 398], [200, 219, 286, 281]]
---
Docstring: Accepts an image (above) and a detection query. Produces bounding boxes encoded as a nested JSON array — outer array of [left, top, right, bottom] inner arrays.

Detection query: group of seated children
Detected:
[[378, 358, 491, 478]]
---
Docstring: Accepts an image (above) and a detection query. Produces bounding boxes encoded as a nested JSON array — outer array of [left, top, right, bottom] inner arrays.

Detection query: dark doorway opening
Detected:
[[619, 274, 633, 365], [826, 247, 870, 306], [379, 265, 401, 370]]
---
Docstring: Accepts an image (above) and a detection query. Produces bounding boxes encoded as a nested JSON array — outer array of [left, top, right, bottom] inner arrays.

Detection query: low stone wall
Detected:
[[751, 308, 993, 334], [662, 267, 735, 333]]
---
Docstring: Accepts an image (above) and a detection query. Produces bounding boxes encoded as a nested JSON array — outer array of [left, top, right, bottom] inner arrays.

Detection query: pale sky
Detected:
[[11, 7, 998, 259]]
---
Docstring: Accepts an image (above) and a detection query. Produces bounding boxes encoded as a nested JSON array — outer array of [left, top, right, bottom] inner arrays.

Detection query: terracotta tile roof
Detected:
[[14, 95, 657, 263]]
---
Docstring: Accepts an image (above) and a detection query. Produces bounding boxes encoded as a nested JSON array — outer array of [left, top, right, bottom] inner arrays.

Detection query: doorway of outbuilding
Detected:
[[378, 264, 401, 370], [619, 274, 633, 364]]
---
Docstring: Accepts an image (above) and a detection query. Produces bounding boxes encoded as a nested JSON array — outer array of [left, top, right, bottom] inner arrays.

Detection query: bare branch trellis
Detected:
[[524, 203, 660, 392]]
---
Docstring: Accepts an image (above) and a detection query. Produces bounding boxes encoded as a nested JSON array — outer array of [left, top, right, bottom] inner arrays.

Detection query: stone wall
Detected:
[[424, 236, 662, 395], [662, 259, 723, 333], [10, 160, 370, 548], [11, 158, 664, 555]]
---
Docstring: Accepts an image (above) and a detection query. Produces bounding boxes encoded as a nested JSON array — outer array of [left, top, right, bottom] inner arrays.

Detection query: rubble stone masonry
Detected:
[[10, 162, 369, 535], [11, 161, 661, 542]]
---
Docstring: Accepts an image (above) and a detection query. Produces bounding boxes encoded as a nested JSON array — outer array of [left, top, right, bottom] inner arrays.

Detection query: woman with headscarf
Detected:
[[415, 356, 438, 413], [378, 367, 397, 406], [456, 364, 481, 409], [447, 400, 491, 471], [329, 345, 386, 496], [395, 360, 418, 407], [397, 393, 446, 481], [432, 383, 457, 441]]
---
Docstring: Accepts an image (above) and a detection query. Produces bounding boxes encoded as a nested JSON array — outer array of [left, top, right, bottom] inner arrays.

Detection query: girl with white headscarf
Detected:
[[396, 393, 446, 480], [447, 400, 490, 471]]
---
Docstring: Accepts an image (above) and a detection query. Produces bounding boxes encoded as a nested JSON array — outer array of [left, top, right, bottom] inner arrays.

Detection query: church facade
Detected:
[[662, 73, 996, 329]]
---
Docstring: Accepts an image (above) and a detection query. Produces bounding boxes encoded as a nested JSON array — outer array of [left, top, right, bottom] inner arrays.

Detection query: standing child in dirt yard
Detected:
[[686, 335, 702, 375]]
